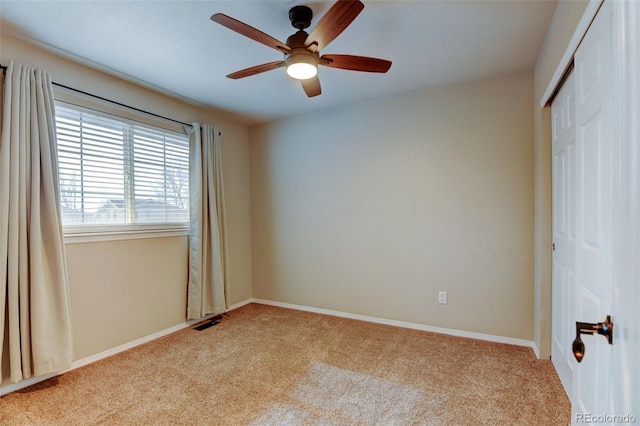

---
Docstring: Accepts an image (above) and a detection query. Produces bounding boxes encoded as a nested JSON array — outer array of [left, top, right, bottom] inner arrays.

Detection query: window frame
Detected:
[[54, 89, 191, 244]]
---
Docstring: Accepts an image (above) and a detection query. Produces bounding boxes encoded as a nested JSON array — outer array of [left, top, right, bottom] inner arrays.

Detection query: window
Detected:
[[55, 102, 190, 237]]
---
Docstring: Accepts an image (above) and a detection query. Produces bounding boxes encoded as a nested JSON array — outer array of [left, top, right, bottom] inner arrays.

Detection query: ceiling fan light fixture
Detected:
[[287, 62, 317, 80], [286, 54, 318, 80]]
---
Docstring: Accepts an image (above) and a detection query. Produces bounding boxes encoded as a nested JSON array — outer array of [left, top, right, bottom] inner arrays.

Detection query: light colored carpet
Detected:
[[0, 303, 570, 425]]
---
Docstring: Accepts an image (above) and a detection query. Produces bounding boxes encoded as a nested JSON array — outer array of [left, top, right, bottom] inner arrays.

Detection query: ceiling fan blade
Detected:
[[320, 54, 392, 73], [301, 76, 322, 97], [211, 13, 291, 54], [226, 61, 286, 79], [305, 0, 364, 52]]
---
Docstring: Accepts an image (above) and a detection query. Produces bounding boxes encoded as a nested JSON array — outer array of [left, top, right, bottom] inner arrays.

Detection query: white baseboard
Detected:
[[0, 298, 253, 396], [227, 297, 253, 311], [1, 296, 537, 396], [252, 298, 537, 351], [532, 342, 541, 359]]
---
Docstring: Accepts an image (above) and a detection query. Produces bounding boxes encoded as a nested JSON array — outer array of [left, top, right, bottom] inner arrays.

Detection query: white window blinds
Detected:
[[55, 102, 190, 228]]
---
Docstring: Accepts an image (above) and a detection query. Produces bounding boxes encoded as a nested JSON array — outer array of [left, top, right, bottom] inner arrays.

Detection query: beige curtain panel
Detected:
[[187, 123, 228, 320], [0, 61, 73, 383]]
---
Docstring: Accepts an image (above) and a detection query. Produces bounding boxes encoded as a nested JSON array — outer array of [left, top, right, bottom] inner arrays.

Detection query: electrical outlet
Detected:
[[438, 291, 448, 304]]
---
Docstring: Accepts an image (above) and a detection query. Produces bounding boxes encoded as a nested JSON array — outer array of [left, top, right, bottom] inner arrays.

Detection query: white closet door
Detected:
[[572, 0, 615, 419], [551, 70, 576, 400]]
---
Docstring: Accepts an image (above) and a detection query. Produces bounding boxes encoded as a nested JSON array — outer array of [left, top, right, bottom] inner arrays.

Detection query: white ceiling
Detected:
[[0, 0, 557, 125]]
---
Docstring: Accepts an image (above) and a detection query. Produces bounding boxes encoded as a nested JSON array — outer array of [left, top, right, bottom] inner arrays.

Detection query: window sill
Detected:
[[63, 225, 189, 244]]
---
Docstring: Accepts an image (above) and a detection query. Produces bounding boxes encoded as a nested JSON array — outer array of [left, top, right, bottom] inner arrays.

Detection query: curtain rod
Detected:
[[53, 82, 194, 128], [1, 63, 194, 129]]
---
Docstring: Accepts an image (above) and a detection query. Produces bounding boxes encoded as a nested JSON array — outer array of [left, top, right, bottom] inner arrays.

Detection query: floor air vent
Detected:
[[193, 317, 221, 331]]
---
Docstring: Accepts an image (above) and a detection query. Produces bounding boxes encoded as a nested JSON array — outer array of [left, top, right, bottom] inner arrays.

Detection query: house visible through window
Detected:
[[55, 102, 190, 230]]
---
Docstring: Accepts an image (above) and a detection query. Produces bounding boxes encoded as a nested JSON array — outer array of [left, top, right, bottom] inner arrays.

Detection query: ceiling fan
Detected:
[[210, 0, 392, 98]]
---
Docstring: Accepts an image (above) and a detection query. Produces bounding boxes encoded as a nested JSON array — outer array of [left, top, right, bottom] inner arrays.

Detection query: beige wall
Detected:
[[250, 71, 534, 340], [65, 237, 188, 359], [533, 0, 590, 358], [0, 34, 253, 361]]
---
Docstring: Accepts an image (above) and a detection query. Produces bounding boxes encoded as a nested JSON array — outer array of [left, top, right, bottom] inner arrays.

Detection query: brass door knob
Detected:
[[572, 315, 613, 363]]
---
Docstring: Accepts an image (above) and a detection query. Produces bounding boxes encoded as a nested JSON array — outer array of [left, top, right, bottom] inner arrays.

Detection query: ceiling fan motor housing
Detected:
[[286, 30, 308, 49]]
